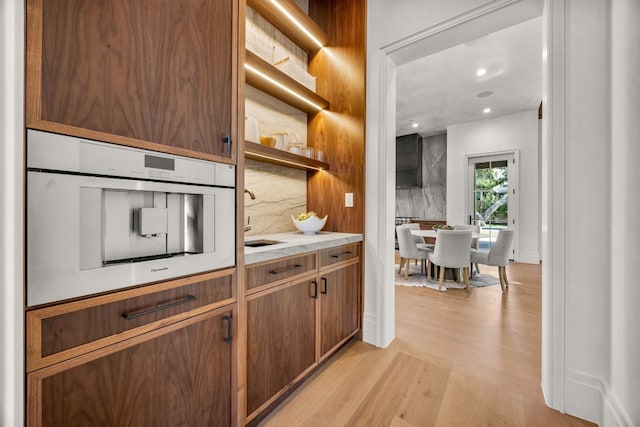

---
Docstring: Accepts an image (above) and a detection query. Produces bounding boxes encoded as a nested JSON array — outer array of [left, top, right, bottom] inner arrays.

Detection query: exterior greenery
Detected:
[[474, 165, 508, 225]]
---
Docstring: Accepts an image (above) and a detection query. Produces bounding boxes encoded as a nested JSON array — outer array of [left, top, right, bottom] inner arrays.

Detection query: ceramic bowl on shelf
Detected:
[[291, 214, 327, 234]]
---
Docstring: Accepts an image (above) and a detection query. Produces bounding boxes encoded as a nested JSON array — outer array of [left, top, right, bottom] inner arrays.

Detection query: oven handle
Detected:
[[122, 295, 197, 320]]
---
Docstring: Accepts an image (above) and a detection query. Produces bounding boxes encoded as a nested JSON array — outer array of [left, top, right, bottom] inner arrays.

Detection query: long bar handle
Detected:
[[122, 295, 196, 320], [321, 277, 328, 294], [224, 315, 232, 344], [330, 251, 353, 259], [270, 264, 303, 275], [311, 281, 318, 299]]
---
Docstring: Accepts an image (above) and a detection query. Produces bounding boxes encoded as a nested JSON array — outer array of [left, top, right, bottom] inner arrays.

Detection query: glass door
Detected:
[[467, 153, 516, 256]]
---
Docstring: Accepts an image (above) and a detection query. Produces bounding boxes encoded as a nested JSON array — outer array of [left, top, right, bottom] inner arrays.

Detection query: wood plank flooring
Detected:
[[258, 262, 595, 427]]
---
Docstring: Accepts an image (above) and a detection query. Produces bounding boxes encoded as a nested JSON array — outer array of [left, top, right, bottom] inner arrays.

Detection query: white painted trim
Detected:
[[367, 0, 553, 356], [540, 0, 566, 412], [381, 0, 521, 52], [563, 371, 634, 427], [362, 51, 397, 348], [383, 0, 542, 65], [0, 0, 25, 424]]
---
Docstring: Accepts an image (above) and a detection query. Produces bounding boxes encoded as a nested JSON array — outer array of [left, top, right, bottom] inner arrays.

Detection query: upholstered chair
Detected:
[[453, 224, 481, 249], [470, 229, 514, 292], [426, 230, 473, 292], [396, 226, 432, 280], [403, 222, 427, 245]]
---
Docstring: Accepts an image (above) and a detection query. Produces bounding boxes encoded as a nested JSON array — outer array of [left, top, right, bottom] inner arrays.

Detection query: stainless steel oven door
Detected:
[[26, 171, 235, 306]]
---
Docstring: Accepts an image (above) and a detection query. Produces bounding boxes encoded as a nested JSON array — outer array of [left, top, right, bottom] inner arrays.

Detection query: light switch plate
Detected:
[[345, 193, 354, 207]]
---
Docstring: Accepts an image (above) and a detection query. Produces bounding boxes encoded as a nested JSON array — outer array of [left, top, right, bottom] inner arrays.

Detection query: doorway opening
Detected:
[[467, 152, 517, 258]]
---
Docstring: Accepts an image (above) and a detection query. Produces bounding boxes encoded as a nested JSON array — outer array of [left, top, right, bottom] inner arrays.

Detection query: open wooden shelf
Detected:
[[245, 50, 329, 114], [245, 141, 329, 171], [246, 0, 329, 53]]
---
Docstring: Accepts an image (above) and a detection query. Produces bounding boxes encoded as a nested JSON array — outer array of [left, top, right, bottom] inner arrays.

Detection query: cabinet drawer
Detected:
[[319, 243, 361, 268], [245, 253, 316, 290], [27, 270, 234, 372]]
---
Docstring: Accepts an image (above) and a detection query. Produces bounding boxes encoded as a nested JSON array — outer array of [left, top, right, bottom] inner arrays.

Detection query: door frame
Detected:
[[363, 0, 566, 414], [465, 150, 519, 261]]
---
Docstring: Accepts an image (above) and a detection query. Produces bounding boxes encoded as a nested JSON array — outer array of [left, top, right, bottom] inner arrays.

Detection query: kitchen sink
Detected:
[[244, 239, 283, 248]]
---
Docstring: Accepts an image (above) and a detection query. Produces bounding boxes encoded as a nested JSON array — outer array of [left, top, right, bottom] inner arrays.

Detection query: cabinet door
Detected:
[[320, 263, 360, 357], [27, 0, 235, 159], [246, 278, 316, 416], [29, 309, 232, 427]]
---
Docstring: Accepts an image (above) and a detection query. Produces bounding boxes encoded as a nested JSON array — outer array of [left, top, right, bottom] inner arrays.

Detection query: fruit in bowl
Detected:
[[432, 224, 454, 231], [292, 211, 328, 234]]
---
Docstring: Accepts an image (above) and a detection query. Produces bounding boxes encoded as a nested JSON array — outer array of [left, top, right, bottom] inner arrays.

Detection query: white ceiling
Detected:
[[395, 16, 543, 137]]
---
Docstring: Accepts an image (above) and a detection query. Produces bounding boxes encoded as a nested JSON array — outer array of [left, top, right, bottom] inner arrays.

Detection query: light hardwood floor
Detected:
[[259, 261, 595, 427]]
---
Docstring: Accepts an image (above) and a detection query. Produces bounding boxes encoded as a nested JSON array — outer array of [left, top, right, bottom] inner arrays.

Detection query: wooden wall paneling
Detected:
[[307, 0, 366, 234], [27, 0, 237, 163]]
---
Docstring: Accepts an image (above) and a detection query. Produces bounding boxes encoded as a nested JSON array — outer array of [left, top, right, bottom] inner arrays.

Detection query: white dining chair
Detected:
[[396, 226, 432, 280], [453, 224, 481, 249], [470, 229, 514, 292], [403, 222, 433, 249], [426, 229, 473, 292]]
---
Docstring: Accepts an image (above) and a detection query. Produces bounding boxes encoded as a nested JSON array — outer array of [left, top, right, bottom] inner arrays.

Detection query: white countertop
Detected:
[[244, 231, 363, 265]]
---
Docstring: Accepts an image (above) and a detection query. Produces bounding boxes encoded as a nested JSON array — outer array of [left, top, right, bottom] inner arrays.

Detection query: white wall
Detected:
[[447, 110, 540, 263], [367, 0, 638, 426], [0, 0, 24, 425], [609, 0, 640, 425]]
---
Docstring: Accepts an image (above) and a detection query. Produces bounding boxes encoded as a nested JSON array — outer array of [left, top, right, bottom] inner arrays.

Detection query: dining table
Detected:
[[409, 228, 490, 279], [409, 229, 489, 240]]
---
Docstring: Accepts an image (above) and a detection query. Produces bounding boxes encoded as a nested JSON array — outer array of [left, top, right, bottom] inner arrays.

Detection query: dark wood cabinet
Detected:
[[246, 278, 317, 417], [243, 243, 361, 422], [26, 0, 238, 162], [319, 262, 360, 357], [26, 270, 236, 426], [29, 308, 233, 427]]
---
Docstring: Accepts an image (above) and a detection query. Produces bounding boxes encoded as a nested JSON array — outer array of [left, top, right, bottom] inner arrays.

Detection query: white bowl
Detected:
[[291, 215, 328, 234]]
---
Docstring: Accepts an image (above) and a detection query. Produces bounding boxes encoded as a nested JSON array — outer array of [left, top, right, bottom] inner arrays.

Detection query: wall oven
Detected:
[[26, 130, 236, 307]]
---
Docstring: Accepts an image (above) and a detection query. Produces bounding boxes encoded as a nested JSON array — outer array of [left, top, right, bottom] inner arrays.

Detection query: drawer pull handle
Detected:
[[122, 295, 197, 320], [330, 251, 353, 259], [269, 264, 303, 275], [321, 277, 328, 294], [224, 315, 232, 344]]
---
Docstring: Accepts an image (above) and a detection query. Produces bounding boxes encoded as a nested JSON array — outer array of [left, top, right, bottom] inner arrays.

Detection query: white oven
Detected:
[[26, 130, 236, 306]]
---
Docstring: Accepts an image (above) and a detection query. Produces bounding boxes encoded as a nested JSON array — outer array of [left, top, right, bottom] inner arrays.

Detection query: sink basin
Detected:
[[244, 239, 283, 248]]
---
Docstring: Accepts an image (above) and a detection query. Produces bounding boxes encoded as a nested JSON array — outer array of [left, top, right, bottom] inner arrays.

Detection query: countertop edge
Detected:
[[244, 232, 363, 265]]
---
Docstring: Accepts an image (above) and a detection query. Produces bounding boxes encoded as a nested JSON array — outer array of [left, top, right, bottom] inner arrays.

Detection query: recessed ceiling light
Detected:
[[412, 123, 418, 128], [476, 68, 487, 76], [477, 90, 493, 98], [483, 108, 491, 114]]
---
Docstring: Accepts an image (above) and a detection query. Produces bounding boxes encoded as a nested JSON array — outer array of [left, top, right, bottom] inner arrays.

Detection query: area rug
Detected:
[[394, 263, 519, 291]]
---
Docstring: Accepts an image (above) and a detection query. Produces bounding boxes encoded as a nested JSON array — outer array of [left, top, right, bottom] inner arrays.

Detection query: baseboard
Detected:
[[517, 250, 540, 264], [600, 381, 635, 427], [362, 312, 378, 346], [565, 370, 635, 427]]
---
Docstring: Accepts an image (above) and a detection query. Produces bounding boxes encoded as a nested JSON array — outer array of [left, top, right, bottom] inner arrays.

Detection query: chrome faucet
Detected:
[[244, 189, 256, 232]]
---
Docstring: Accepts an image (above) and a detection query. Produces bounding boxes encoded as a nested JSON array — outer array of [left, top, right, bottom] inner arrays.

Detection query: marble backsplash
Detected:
[[395, 133, 447, 220], [244, 159, 307, 236]]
